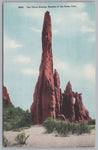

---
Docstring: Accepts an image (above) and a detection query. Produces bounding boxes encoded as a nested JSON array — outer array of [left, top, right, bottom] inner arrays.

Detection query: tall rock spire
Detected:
[[42, 11, 52, 53], [54, 69, 62, 117], [40, 11, 53, 73], [62, 82, 75, 122], [30, 11, 56, 124]]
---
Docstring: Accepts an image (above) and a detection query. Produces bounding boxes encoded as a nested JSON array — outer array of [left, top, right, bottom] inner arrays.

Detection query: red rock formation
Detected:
[[3, 86, 13, 106], [30, 11, 92, 124], [30, 11, 56, 124], [74, 92, 92, 122], [54, 69, 63, 118], [62, 81, 75, 122], [61, 82, 92, 122]]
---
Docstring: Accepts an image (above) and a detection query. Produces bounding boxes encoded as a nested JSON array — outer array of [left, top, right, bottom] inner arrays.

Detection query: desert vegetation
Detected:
[[3, 106, 32, 131], [15, 132, 29, 144], [3, 116, 95, 147], [3, 136, 9, 147], [43, 118, 95, 137]]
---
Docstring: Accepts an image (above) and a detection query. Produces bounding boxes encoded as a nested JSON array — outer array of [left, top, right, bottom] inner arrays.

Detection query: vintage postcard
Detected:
[[3, 1, 96, 147]]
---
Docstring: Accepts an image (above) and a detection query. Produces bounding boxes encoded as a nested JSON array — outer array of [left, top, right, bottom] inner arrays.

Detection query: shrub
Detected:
[[55, 120, 72, 136], [3, 106, 32, 131], [15, 132, 29, 144], [87, 119, 96, 125], [43, 118, 72, 136], [43, 118, 91, 136], [43, 118, 56, 133], [71, 123, 78, 134], [77, 122, 91, 135], [3, 136, 9, 147], [3, 122, 12, 131]]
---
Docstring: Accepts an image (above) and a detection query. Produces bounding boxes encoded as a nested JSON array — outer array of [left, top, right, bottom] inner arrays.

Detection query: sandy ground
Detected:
[[4, 125, 95, 148]]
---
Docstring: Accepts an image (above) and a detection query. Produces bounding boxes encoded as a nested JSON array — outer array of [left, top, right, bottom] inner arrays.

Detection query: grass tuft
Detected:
[[15, 132, 29, 144]]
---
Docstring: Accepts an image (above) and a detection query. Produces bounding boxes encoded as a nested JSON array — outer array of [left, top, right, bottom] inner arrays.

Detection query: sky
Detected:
[[3, 2, 96, 119]]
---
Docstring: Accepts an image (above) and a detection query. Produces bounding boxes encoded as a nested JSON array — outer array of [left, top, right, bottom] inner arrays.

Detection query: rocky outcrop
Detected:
[[61, 82, 91, 122], [54, 69, 62, 118], [30, 11, 92, 124], [3, 86, 13, 106], [74, 92, 92, 122], [62, 81, 75, 122]]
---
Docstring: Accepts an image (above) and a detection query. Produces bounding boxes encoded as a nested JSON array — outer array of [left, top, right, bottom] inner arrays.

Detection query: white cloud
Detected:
[[31, 27, 41, 33], [54, 60, 95, 80], [52, 11, 94, 37], [14, 55, 31, 63], [54, 61, 69, 71], [4, 37, 22, 49], [52, 29, 59, 34], [83, 64, 95, 79], [54, 17, 62, 24], [21, 68, 38, 75], [19, 3, 95, 38], [72, 12, 88, 22], [52, 4, 95, 37], [81, 26, 95, 33]]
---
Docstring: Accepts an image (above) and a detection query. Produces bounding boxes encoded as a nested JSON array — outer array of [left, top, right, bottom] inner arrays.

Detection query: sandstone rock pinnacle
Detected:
[[30, 11, 56, 124]]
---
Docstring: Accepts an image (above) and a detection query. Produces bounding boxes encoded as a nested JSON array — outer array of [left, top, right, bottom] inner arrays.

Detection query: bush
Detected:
[[43, 118, 91, 136], [43, 118, 72, 136], [3, 136, 9, 147], [87, 119, 96, 125], [55, 120, 72, 136], [3, 106, 32, 131], [71, 123, 78, 134], [15, 132, 29, 144], [77, 122, 91, 135], [43, 118, 56, 133]]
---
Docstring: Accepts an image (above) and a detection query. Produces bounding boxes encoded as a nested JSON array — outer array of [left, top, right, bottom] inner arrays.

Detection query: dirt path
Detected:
[[4, 125, 95, 147]]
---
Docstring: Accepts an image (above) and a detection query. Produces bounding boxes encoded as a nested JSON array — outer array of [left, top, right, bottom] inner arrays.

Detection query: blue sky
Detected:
[[3, 2, 96, 118]]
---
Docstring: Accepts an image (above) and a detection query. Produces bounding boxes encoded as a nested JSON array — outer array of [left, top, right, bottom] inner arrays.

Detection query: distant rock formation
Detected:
[[30, 11, 92, 124], [3, 86, 13, 106]]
